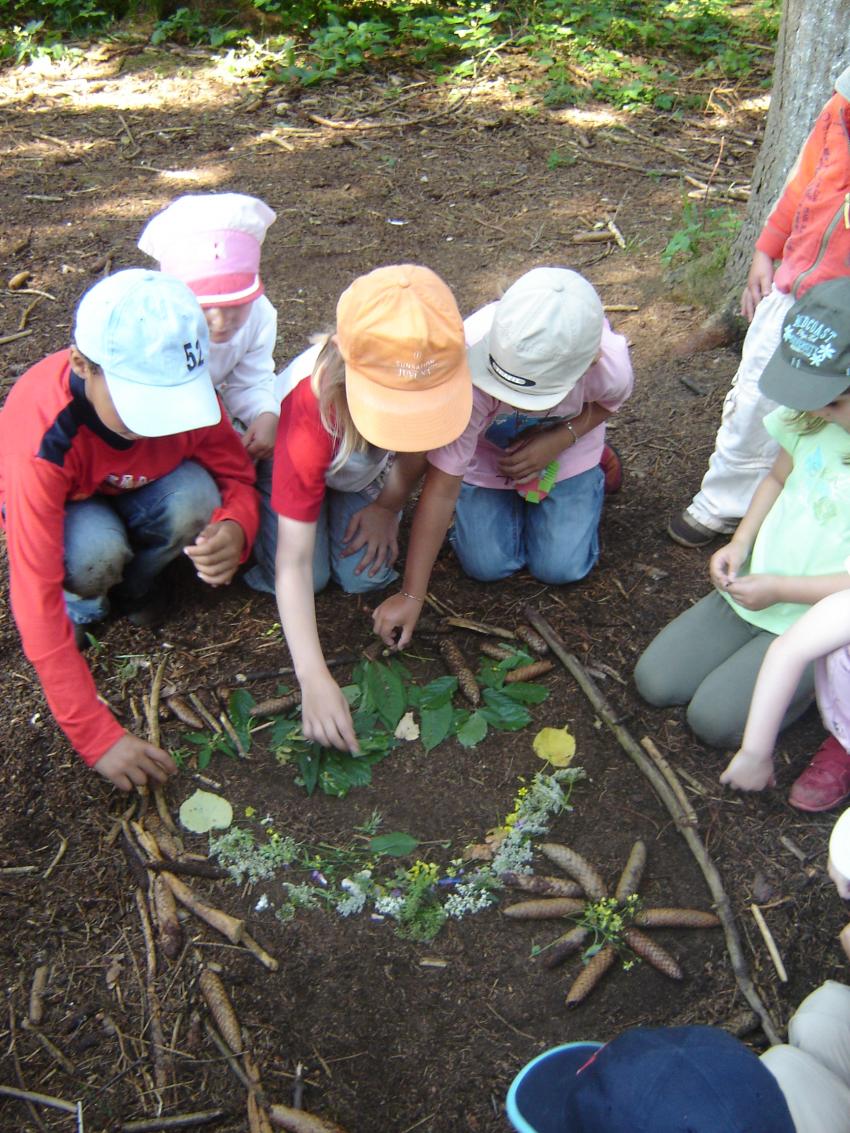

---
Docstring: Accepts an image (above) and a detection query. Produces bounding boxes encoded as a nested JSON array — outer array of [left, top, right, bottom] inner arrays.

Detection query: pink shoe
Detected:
[[789, 736, 850, 812], [600, 444, 623, 495]]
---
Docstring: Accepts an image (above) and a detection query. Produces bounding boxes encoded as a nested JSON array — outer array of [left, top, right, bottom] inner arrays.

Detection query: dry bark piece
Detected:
[[198, 969, 243, 1053], [165, 696, 205, 729], [8, 270, 32, 290], [565, 945, 617, 1007], [161, 872, 245, 944], [540, 843, 608, 901], [249, 691, 302, 718], [514, 624, 549, 656], [503, 897, 585, 919], [614, 840, 647, 901], [500, 871, 583, 898], [633, 907, 720, 929], [152, 874, 183, 960], [623, 928, 683, 980], [268, 1105, 350, 1133], [544, 925, 590, 969], [438, 638, 480, 706], [28, 964, 49, 1025], [503, 660, 555, 684]]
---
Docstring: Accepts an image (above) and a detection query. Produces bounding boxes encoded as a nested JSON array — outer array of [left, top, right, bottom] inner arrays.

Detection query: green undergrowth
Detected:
[[1, 0, 779, 114]]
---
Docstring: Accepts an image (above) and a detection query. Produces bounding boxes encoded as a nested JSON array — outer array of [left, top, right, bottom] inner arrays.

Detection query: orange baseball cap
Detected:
[[336, 265, 472, 451]]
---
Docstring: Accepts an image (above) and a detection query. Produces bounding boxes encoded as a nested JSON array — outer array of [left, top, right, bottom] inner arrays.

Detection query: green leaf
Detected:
[[319, 751, 376, 797], [369, 832, 420, 857], [419, 675, 458, 709], [228, 688, 255, 752], [270, 716, 302, 748], [481, 688, 531, 731], [499, 682, 550, 705], [455, 710, 489, 748], [365, 660, 403, 723], [296, 747, 321, 796], [420, 700, 454, 752], [179, 789, 233, 834]]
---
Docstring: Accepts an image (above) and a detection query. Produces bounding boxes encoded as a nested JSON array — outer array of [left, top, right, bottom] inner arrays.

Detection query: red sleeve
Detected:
[[271, 377, 334, 522], [4, 454, 126, 766], [188, 409, 260, 561], [756, 96, 840, 259]]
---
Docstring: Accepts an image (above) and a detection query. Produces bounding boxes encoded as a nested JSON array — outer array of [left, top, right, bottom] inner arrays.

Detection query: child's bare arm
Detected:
[[721, 591, 850, 791], [709, 450, 791, 591], [94, 734, 176, 792], [741, 249, 776, 322], [372, 465, 462, 649], [276, 515, 359, 753]]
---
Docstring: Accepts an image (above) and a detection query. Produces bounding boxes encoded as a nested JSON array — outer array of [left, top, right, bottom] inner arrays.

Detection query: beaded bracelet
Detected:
[[564, 419, 579, 446], [401, 590, 424, 604]]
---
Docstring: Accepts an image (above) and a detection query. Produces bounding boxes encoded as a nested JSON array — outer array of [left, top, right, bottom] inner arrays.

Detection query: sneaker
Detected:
[[789, 735, 850, 812], [667, 510, 720, 548], [600, 443, 623, 495]]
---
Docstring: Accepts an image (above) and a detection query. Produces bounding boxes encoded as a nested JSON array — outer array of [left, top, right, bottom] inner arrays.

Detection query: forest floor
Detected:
[[0, 39, 846, 1133]]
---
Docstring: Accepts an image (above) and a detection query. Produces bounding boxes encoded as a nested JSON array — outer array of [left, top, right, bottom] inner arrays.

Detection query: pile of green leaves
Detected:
[[268, 650, 550, 797]]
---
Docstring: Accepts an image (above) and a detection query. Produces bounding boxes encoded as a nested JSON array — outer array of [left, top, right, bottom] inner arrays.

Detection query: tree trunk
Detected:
[[723, 0, 850, 298]]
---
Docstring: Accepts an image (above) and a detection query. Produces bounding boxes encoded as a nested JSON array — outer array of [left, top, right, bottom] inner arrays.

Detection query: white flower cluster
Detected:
[[374, 893, 406, 919], [444, 878, 499, 919], [336, 870, 374, 917], [491, 834, 534, 876]]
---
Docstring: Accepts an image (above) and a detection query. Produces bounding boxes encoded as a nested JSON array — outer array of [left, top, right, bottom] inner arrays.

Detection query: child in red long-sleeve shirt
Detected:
[[0, 269, 258, 790]]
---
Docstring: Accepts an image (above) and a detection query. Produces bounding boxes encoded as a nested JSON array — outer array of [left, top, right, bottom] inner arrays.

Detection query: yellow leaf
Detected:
[[244, 806, 255, 817], [533, 725, 576, 767]]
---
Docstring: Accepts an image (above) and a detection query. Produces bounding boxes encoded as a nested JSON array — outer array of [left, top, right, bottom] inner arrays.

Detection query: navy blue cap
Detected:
[[507, 1027, 795, 1133]]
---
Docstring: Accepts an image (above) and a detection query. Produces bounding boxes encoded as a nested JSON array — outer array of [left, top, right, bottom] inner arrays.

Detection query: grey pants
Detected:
[[634, 590, 814, 748]]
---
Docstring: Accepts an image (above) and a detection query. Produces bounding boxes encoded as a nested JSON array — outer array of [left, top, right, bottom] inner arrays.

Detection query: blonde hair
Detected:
[[787, 407, 850, 463], [309, 333, 370, 474]]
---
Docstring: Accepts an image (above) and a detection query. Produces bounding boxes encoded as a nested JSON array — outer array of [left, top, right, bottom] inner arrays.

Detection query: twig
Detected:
[[0, 1084, 77, 1114], [639, 737, 698, 827], [120, 1111, 228, 1132], [522, 605, 783, 1045], [28, 965, 49, 1026], [148, 657, 177, 834], [234, 653, 357, 683], [442, 616, 516, 640], [204, 1020, 261, 1097], [218, 712, 247, 759], [18, 296, 43, 330], [750, 904, 788, 983], [305, 93, 468, 132], [679, 375, 707, 396], [0, 329, 33, 346], [189, 692, 223, 734], [42, 834, 68, 879], [135, 888, 171, 1093], [240, 931, 279, 972]]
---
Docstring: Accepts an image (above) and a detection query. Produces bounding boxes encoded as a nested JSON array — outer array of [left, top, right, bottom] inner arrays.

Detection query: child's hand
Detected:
[[840, 922, 850, 963], [709, 541, 748, 590], [720, 748, 776, 791], [184, 520, 245, 586], [300, 671, 359, 753], [724, 573, 782, 611], [498, 428, 564, 484], [95, 733, 176, 792], [741, 250, 775, 322], [341, 502, 399, 576], [828, 855, 850, 900], [372, 592, 423, 650], [242, 412, 278, 460]]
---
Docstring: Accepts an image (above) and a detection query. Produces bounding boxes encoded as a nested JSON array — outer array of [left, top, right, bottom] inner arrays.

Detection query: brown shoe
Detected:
[[667, 510, 721, 548]]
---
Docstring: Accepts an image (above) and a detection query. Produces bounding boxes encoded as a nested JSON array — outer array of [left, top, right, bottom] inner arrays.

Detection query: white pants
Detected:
[[687, 286, 795, 532], [761, 980, 850, 1133]]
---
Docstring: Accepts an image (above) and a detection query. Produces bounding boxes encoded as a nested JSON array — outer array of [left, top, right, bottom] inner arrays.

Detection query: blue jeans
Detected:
[[244, 486, 399, 596], [63, 460, 221, 625], [451, 465, 604, 584]]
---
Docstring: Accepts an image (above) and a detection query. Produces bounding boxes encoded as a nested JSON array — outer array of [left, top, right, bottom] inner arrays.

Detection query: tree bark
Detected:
[[723, 0, 850, 298]]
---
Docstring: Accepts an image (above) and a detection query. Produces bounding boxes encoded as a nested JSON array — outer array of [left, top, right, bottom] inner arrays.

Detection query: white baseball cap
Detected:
[[468, 267, 604, 410], [73, 269, 220, 437]]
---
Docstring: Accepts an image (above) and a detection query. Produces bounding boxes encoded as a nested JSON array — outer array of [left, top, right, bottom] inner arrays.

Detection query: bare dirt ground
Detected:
[[0, 40, 846, 1133]]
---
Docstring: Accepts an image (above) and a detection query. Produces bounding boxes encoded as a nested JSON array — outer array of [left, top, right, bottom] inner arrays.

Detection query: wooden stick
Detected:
[[640, 737, 698, 827], [522, 605, 782, 1045], [442, 616, 516, 640], [241, 931, 279, 972], [161, 872, 245, 945], [120, 1111, 228, 1132], [148, 658, 178, 834], [750, 904, 788, 983], [0, 1085, 77, 1113]]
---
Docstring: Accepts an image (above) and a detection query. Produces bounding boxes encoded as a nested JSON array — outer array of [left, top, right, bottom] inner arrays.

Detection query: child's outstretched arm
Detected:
[[372, 465, 462, 649], [721, 590, 850, 791], [275, 514, 359, 753], [709, 449, 791, 595], [341, 452, 428, 578]]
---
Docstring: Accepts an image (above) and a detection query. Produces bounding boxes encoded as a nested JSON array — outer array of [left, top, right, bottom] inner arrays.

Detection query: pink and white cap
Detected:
[[138, 192, 276, 308]]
